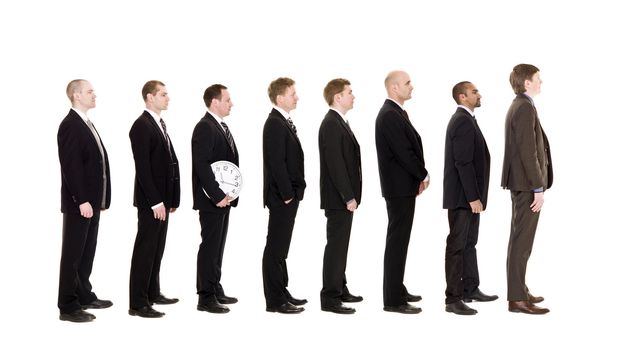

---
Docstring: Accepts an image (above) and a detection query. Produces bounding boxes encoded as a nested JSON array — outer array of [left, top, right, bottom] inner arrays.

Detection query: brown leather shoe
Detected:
[[528, 293, 544, 304], [508, 301, 549, 315]]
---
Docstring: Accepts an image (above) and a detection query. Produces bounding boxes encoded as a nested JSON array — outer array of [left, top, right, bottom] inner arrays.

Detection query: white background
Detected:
[[1, 0, 622, 348]]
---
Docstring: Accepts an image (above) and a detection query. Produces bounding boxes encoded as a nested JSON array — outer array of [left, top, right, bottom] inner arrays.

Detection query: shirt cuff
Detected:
[[533, 187, 544, 193], [151, 202, 164, 210]]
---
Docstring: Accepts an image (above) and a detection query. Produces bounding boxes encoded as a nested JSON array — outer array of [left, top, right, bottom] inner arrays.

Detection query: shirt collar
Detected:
[[145, 108, 161, 122], [457, 105, 475, 117], [330, 107, 348, 123], [387, 98, 405, 110], [72, 107, 89, 122], [273, 106, 291, 120]]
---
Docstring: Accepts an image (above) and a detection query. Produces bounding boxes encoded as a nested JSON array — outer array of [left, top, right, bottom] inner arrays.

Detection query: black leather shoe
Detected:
[[82, 298, 113, 309], [217, 295, 238, 304], [383, 304, 422, 314], [405, 293, 422, 303], [528, 293, 544, 304], [463, 289, 498, 302], [446, 300, 478, 315], [129, 306, 165, 318], [60, 309, 95, 322], [151, 294, 179, 305], [321, 304, 356, 314], [341, 293, 363, 303], [266, 302, 304, 314], [287, 296, 308, 306], [197, 298, 230, 314]]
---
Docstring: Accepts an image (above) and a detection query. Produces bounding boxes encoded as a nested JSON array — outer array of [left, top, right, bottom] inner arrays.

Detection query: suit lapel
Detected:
[[141, 111, 171, 156], [329, 109, 359, 149], [205, 112, 238, 158], [271, 108, 302, 150]]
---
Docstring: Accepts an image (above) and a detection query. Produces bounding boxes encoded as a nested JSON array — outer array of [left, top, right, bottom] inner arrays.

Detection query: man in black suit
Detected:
[[443, 81, 498, 316], [192, 84, 239, 314], [502, 64, 552, 315], [262, 77, 307, 314], [128, 80, 181, 318], [318, 78, 363, 314], [375, 70, 429, 314], [57, 79, 113, 322]]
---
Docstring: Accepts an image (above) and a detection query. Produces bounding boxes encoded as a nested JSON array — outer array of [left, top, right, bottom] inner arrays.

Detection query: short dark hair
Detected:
[[203, 84, 227, 108], [510, 64, 539, 94], [142, 80, 165, 101], [267, 77, 295, 105], [452, 81, 472, 104], [323, 78, 350, 106]]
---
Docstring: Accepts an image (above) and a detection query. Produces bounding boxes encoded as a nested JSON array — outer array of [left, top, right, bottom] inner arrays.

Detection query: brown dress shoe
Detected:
[[508, 301, 549, 315], [528, 293, 544, 304]]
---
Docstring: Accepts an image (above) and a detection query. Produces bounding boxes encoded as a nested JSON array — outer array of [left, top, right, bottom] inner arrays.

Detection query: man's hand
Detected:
[[469, 199, 483, 214], [346, 199, 358, 212], [79, 202, 93, 218], [153, 205, 167, 221], [216, 196, 230, 208], [530, 192, 544, 213]]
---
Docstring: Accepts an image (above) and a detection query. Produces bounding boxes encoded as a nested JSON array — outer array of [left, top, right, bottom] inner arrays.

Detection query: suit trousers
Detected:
[[445, 208, 480, 304], [507, 191, 541, 301], [383, 196, 415, 306], [197, 209, 230, 304], [129, 208, 169, 309], [320, 209, 353, 307], [262, 200, 299, 307], [58, 211, 100, 314]]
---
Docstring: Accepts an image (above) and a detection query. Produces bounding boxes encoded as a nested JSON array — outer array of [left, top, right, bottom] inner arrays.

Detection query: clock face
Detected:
[[210, 160, 242, 200]]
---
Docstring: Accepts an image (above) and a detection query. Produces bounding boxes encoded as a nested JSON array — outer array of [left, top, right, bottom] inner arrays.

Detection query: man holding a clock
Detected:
[[192, 84, 240, 314]]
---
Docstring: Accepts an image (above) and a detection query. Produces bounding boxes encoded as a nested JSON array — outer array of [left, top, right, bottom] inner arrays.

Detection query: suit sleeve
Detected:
[[129, 122, 163, 206], [264, 118, 294, 200], [379, 112, 428, 182], [512, 103, 543, 188], [320, 121, 354, 203], [192, 122, 226, 204], [58, 122, 88, 205], [451, 118, 480, 202]]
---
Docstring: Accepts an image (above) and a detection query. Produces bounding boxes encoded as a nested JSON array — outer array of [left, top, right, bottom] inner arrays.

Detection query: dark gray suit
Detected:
[[501, 94, 553, 301]]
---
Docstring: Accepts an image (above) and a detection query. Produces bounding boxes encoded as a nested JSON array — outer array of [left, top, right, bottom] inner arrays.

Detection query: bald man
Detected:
[[57, 79, 112, 322], [375, 71, 429, 314]]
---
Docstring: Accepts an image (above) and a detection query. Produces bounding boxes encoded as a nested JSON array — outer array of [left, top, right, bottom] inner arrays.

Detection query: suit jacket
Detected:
[[262, 108, 306, 207], [443, 107, 490, 210], [375, 99, 428, 198], [192, 112, 239, 213], [58, 109, 111, 213], [129, 111, 180, 209], [501, 94, 553, 191], [318, 109, 362, 209]]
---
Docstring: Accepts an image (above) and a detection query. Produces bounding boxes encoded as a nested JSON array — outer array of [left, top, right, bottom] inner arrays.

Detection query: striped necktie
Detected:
[[221, 121, 235, 153]]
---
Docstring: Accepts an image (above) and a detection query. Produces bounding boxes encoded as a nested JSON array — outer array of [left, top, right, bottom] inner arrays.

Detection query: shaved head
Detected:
[[384, 70, 413, 104]]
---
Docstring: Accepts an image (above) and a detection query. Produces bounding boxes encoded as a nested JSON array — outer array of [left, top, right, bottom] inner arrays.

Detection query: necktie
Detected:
[[220, 121, 236, 153], [286, 117, 297, 134], [86, 119, 107, 208], [159, 118, 172, 155]]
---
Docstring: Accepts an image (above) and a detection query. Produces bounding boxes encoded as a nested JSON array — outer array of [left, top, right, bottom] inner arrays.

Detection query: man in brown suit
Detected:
[[501, 64, 553, 315]]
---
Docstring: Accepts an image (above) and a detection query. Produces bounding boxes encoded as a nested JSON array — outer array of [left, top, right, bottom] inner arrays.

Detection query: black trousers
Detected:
[[445, 208, 480, 304], [320, 209, 353, 307], [507, 191, 541, 301], [197, 209, 230, 304], [58, 211, 100, 314], [129, 208, 169, 309], [383, 196, 415, 307], [262, 200, 299, 308]]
